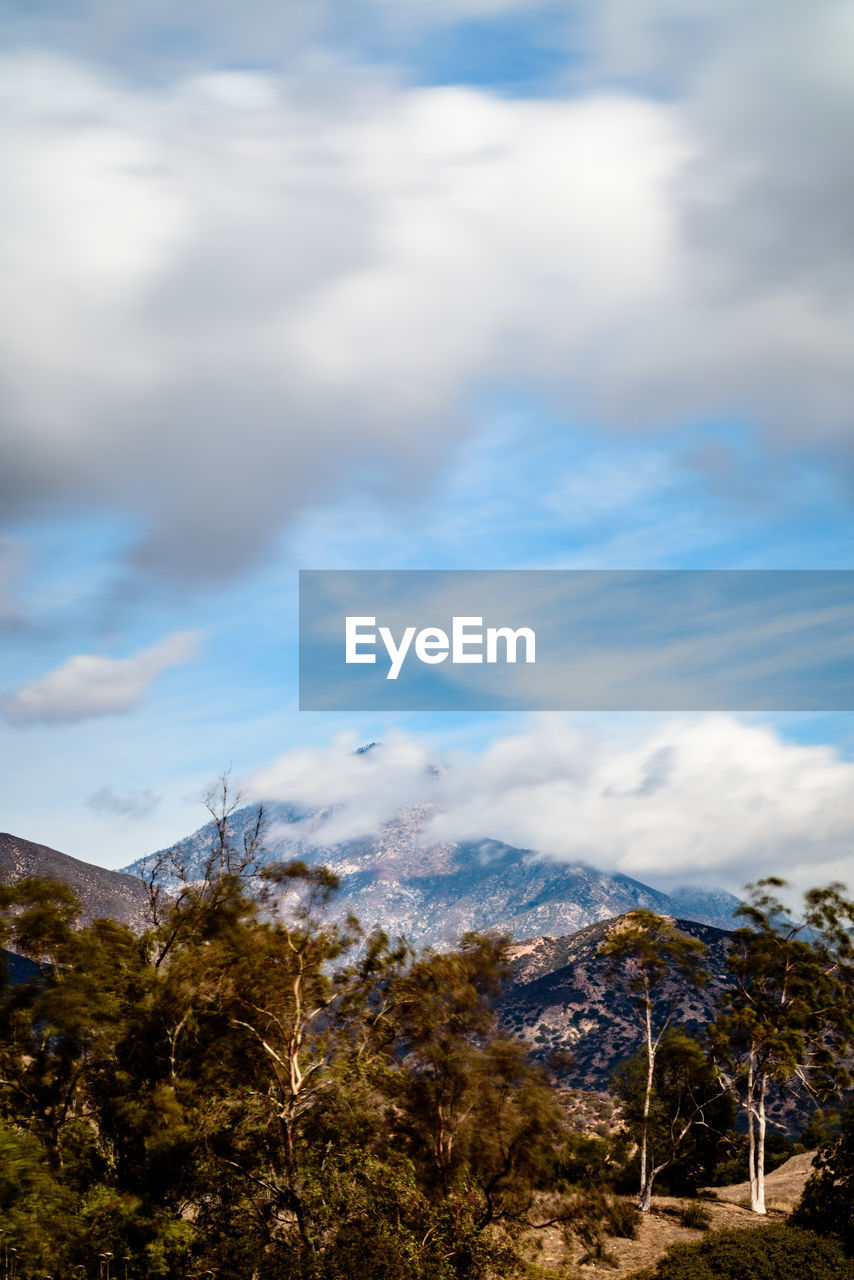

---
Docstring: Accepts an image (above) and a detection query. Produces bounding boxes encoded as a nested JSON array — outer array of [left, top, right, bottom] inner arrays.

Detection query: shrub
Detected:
[[636, 1225, 854, 1280], [711, 1130, 795, 1188], [794, 1098, 854, 1250], [606, 1195, 640, 1239], [677, 1201, 712, 1231], [564, 1188, 638, 1266]]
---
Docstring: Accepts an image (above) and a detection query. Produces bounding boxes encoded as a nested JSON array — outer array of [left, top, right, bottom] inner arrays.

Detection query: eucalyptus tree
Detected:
[[712, 878, 854, 1214], [612, 1028, 734, 1200], [598, 911, 710, 1210]]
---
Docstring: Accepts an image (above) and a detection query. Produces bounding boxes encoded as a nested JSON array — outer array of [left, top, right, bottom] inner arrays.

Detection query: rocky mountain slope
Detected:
[[502, 916, 734, 1087], [0, 833, 149, 932], [123, 801, 740, 948]]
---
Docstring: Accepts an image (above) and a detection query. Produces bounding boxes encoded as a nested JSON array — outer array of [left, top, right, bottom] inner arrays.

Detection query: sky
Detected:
[[2, 0, 854, 896]]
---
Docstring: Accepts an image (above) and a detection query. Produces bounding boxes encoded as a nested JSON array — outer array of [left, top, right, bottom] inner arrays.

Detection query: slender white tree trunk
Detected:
[[746, 1049, 760, 1212], [755, 1074, 767, 1215], [745, 1051, 768, 1215], [638, 999, 655, 1211]]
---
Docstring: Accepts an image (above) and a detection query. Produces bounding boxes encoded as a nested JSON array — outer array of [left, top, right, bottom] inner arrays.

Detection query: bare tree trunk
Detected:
[[638, 998, 655, 1210], [746, 1049, 759, 1213], [754, 1073, 767, 1215]]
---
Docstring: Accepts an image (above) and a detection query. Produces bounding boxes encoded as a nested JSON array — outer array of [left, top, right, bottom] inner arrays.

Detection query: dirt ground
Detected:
[[523, 1152, 816, 1279]]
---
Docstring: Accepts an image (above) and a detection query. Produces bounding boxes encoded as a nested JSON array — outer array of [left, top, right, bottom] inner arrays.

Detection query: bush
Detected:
[[799, 1107, 841, 1151], [606, 1195, 640, 1239], [794, 1098, 854, 1250], [711, 1130, 795, 1187], [677, 1202, 712, 1231], [564, 1188, 638, 1266], [635, 1225, 854, 1280]]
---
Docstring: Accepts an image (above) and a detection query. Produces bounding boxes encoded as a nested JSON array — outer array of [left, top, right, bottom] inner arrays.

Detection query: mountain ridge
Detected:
[[0, 832, 149, 933], [122, 800, 741, 947]]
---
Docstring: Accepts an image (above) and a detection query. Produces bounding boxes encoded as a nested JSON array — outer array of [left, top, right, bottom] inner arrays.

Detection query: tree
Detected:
[[391, 933, 512, 1198], [211, 859, 367, 1256], [794, 1095, 854, 1250], [387, 932, 569, 1272], [599, 912, 710, 1210], [712, 878, 854, 1214], [141, 768, 268, 968], [612, 1028, 734, 1200], [0, 778, 579, 1277]]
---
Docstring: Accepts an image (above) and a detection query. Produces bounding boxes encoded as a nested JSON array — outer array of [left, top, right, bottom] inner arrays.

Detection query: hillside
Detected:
[[0, 833, 149, 932], [502, 917, 734, 1087]]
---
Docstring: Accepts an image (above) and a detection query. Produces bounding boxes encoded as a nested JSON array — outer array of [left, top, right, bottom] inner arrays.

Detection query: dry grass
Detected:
[[707, 1150, 815, 1213]]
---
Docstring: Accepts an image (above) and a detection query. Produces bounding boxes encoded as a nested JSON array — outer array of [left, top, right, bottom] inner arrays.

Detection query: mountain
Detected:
[[0, 825, 740, 1102], [0, 833, 149, 932], [667, 887, 744, 928], [501, 917, 734, 1088], [123, 801, 741, 948]]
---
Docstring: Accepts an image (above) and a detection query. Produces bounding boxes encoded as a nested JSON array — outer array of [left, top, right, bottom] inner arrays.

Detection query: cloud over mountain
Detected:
[[249, 717, 854, 895]]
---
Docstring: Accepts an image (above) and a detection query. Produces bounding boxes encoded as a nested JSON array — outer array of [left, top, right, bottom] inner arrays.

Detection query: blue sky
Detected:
[[2, 0, 854, 891]]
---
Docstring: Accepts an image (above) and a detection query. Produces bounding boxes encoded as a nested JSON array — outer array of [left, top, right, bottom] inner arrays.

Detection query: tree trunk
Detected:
[[745, 1052, 767, 1215], [754, 1074, 767, 1215], [746, 1049, 758, 1212], [638, 1000, 655, 1210]]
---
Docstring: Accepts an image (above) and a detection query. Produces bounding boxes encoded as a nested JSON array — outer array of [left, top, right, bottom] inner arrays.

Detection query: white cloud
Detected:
[[249, 732, 438, 844], [2, 630, 199, 724], [249, 717, 854, 896], [1, 10, 854, 582]]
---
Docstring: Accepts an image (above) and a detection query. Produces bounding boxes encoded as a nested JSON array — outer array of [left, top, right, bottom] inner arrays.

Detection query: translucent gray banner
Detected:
[[299, 570, 854, 711]]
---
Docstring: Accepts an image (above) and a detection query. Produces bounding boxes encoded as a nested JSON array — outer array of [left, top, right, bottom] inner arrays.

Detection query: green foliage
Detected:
[[0, 818, 568, 1277], [611, 1027, 733, 1200], [0, 816, 850, 1277], [711, 879, 854, 1212], [555, 1129, 631, 1188], [599, 913, 709, 1002], [710, 1129, 795, 1187], [793, 1097, 854, 1250], [599, 914, 711, 1209], [0, 1121, 76, 1269], [799, 1106, 842, 1150], [635, 1225, 854, 1280]]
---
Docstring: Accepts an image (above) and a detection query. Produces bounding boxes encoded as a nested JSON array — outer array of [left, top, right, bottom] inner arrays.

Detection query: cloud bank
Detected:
[[249, 718, 854, 895], [1, 0, 853, 582], [2, 630, 199, 724]]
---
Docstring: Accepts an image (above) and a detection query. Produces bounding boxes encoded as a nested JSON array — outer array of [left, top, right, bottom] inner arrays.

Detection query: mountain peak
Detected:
[[122, 803, 741, 946]]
